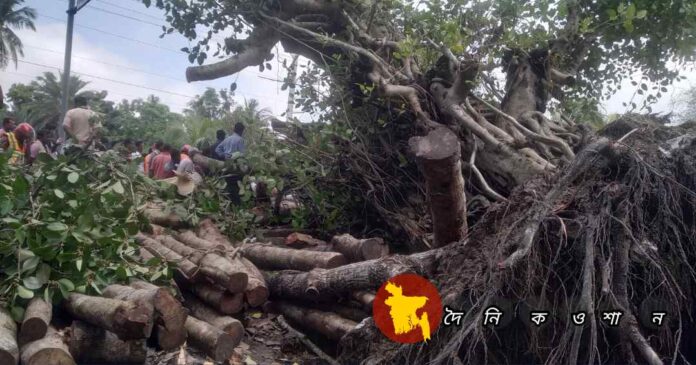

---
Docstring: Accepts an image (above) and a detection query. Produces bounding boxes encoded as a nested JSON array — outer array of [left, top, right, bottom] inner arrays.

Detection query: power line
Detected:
[[16, 59, 197, 99], [38, 14, 181, 53], [93, 0, 163, 21], [1, 70, 191, 110], [53, 0, 163, 27], [24, 44, 187, 82]]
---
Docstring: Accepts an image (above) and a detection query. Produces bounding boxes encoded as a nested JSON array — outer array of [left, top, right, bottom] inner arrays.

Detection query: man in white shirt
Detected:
[[63, 96, 99, 149]]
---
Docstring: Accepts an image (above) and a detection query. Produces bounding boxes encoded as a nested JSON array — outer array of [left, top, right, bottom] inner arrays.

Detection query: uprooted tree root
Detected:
[[339, 117, 696, 365]]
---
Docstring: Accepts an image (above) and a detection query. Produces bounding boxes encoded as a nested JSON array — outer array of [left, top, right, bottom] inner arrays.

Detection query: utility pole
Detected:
[[285, 55, 300, 122], [59, 0, 92, 144]]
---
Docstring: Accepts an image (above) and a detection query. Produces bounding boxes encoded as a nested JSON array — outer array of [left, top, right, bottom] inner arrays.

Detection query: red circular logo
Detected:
[[373, 273, 443, 343]]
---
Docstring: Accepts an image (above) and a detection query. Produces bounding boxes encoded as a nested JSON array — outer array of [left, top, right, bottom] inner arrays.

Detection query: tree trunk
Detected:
[[102, 284, 187, 350], [269, 302, 357, 341], [0, 307, 19, 365], [157, 235, 249, 293], [185, 316, 236, 363], [20, 327, 74, 365], [330, 234, 389, 262], [174, 231, 251, 293], [285, 233, 326, 248], [135, 233, 200, 281], [20, 298, 51, 344], [240, 257, 270, 307], [317, 304, 369, 322], [175, 275, 244, 315], [182, 292, 244, 346], [63, 294, 154, 341], [408, 127, 467, 247], [268, 250, 439, 301], [142, 207, 186, 228], [190, 150, 225, 172], [352, 291, 376, 312], [196, 218, 233, 248], [241, 243, 347, 271], [67, 321, 147, 364]]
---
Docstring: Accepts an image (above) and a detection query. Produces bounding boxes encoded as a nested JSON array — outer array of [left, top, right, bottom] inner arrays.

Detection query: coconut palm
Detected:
[[0, 0, 36, 69], [25, 72, 89, 129]]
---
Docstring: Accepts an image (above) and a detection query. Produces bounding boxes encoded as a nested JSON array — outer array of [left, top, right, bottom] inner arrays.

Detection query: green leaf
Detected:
[[47, 222, 68, 232], [67, 172, 79, 183], [10, 306, 25, 322], [58, 278, 75, 292], [22, 256, 40, 273], [112, 181, 125, 195], [36, 264, 51, 284], [54, 189, 65, 199], [626, 3, 636, 19], [23, 277, 43, 290], [636, 10, 647, 19], [17, 285, 34, 299]]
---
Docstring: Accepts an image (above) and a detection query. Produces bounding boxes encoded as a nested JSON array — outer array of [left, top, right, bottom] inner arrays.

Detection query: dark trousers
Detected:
[[225, 175, 242, 204]]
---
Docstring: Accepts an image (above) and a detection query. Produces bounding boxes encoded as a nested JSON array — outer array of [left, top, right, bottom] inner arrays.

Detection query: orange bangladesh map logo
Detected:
[[373, 273, 443, 343]]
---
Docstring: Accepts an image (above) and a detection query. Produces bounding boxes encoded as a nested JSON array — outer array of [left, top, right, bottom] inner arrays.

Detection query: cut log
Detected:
[[176, 276, 244, 315], [330, 234, 389, 262], [240, 257, 270, 307], [185, 316, 236, 363], [318, 304, 369, 322], [196, 218, 234, 248], [129, 280, 183, 301], [182, 292, 243, 346], [268, 250, 438, 301], [241, 243, 347, 271], [142, 207, 186, 228], [67, 321, 147, 364], [174, 231, 250, 293], [20, 327, 74, 365], [352, 291, 376, 312], [269, 302, 357, 341], [409, 127, 467, 247], [157, 235, 248, 293], [135, 233, 199, 281], [19, 298, 51, 344], [102, 284, 187, 350], [0, 307, 19, 365], [64, 293, 154, 341], [285, 232, 326, 249], [257, 227, 315, 238]]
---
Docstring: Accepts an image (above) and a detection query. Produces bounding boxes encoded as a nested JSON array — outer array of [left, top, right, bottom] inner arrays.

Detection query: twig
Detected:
[[617, 128, 640, 143], [277, 315, 341, 365]]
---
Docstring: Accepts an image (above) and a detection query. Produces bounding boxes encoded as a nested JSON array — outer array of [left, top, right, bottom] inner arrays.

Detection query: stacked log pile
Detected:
[[0, 217, 391, 364]]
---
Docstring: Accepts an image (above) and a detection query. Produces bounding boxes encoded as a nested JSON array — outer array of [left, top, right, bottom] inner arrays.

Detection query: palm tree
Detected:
[[0, 0, 36, 69], [25, 72, 89, 129]]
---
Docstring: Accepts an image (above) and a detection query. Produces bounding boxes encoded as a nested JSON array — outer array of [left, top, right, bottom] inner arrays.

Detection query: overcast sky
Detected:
[[1, 0, 695, 119]]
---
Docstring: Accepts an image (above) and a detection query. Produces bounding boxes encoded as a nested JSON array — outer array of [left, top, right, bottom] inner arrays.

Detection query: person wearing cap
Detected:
[[5, 123, 34, 165]]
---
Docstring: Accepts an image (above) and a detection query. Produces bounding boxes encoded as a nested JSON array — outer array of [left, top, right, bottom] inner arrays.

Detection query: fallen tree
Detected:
[[330, 234, 389, 262]]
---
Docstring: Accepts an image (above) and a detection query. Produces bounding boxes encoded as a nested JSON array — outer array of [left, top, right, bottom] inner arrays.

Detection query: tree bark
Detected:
[[268, 250, 438, 301], [269, 302, 357, 341], [63, 294, 154, 341], [330, 234, 389, 262], [102, 284, 187, 350], [67, 321, 147, 364], [409, 127, 467, 247], [182, 291, 244, 346], [241, 243, 347, 271], [285, 232, 326, 248], [189, 150, 225, 172], [156, 235, 248, 293], [20, 327, 74, 365], [20, 298, 51, 344], [174, 230, 250, 293], [142, 207, 186, 228], [240, 257, 270, 307], [0, 307, 19, 365], [352, 291, 376, 312], [185, 316, 236, 363], [196, 218, 233, 248], [135, 233, 200, 281], [175, 276, 244, 315]]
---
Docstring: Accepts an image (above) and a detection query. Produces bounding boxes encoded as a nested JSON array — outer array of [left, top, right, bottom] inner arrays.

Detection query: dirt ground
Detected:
[[147, 310, 327, 365]]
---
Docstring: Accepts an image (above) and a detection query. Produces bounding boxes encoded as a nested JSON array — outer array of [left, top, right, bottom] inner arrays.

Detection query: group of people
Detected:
[[1, 95, 248, 200]]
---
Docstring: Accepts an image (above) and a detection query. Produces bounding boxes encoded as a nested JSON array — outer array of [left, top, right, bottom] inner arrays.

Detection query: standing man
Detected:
[[149, 144, 174, 180], [215, 122, 246, 203], [144, 140, 162, 176], [62, 96, 99, 150], [5, 123, 34, 165], [211, 129, 226, 160]]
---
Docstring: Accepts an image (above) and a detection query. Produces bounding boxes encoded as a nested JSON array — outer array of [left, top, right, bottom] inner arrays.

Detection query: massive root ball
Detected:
[[338, 116, 696, 365]]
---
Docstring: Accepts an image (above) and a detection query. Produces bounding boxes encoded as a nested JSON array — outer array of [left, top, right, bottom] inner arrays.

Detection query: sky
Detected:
[[1, 0, 695, 119]]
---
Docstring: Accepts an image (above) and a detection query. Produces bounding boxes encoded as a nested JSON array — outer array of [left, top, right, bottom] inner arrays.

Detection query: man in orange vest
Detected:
[[5, 123, 34, 165]]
